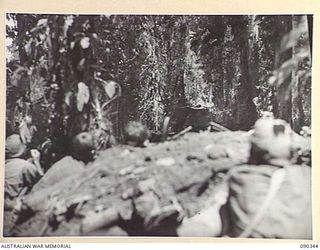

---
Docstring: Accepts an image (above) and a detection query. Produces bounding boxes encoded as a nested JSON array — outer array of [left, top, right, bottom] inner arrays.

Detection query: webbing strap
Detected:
[[238, 168, 286, 238]]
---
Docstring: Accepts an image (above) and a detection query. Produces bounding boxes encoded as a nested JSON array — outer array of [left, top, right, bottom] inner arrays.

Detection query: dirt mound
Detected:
[[8, 131, 259, 236]]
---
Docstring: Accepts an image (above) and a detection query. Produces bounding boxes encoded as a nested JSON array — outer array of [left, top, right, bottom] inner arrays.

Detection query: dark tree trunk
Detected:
[[237, 16, 258, 129], [307, 15, 313, 59]]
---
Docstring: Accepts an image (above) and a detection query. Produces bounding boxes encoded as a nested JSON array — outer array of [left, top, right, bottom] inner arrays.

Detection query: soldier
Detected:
[[124, 121, 150, 147], [4, 134, 43, 209], [177, 117, 312, 239], [4, 134, 43, 236], [30, 132, 95, 192]]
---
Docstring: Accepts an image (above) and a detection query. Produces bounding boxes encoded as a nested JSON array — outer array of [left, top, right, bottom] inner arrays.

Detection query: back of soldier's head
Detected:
[[71, 132, 94, 163], [250, 117, 293, 166], [124, 121, 150, 147]]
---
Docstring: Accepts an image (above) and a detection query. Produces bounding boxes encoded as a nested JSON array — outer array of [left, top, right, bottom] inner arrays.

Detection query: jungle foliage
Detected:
[[6, 14, 312, 154]]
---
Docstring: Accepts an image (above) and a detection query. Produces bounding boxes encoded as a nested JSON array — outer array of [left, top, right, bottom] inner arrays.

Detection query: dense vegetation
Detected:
[[6, 14, 312, 155]]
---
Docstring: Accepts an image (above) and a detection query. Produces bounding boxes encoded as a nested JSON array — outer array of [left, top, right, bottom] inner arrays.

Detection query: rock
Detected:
[[85, 226, 128, 236], [119, 165, 135, 176], [186, 154, 203, 161], [145, 155, 152, 161], [155, 157, 175, 167], [138, 178, 156, 193], [134, 191, 160, 220], [81, 207, 120, 234], [207, 146, 228, 160]]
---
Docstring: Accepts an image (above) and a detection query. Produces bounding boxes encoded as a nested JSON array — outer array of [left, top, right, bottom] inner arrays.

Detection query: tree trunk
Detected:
[[238, 15, 258, 129]]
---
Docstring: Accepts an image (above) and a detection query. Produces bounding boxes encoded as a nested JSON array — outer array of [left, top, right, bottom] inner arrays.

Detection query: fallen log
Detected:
[[209, 121, 231, 132]]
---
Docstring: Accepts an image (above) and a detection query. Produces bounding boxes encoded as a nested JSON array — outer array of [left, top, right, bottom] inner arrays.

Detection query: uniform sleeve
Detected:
[[22, 163, 42, 190]]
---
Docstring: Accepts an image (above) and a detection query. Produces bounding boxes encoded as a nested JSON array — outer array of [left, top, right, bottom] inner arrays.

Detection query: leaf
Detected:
[[30, 18, 48, 33], [77, 58, 86, 71], [19, 121, 36, 144], [76, 82, 90, 112], [10, 66, 26, 86], [39, 34, 46, 41], [24, 40, 32, 56], [65, 16, 74, 26], [37, 19, 48, 26], [65, 91, 73, 107], [63, 15, 74, 35], [80, 37, 90, 49], [70, 41, 75, 50], [103, 80, 118, 99], [268, 75, 277, 86]]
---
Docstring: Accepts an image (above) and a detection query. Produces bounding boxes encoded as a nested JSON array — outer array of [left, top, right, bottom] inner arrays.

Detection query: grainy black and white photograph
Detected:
[[4, 14, 312, 238]]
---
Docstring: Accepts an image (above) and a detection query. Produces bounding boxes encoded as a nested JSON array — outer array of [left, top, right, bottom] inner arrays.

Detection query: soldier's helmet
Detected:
[[72, 132, 94, 163], [250, 116, 293, 166], [5, 134, 27, 158], [124, 121, 150, 147]]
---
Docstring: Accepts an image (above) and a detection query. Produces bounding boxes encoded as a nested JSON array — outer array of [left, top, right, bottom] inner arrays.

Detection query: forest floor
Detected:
[[9, 129, 309, 237]]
